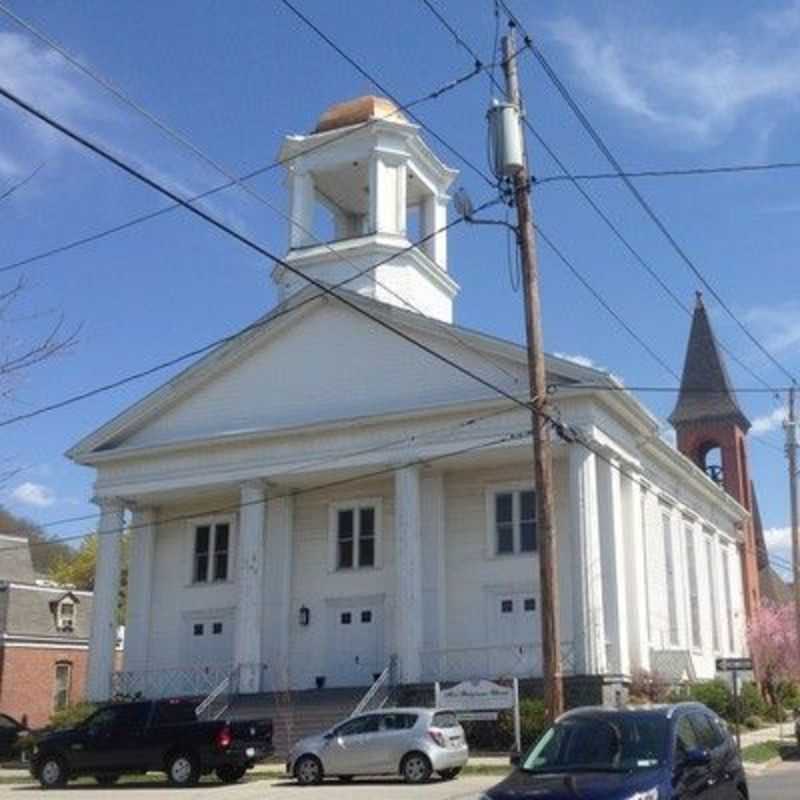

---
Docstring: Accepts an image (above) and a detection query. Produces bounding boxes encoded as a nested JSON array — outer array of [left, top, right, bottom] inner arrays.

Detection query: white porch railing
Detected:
[[420, 642, 577, 683], [112, 664, 234, 700]]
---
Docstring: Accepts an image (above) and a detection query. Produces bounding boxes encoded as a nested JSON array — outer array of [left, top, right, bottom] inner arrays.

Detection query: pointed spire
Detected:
[[669, 293, 750, 431]]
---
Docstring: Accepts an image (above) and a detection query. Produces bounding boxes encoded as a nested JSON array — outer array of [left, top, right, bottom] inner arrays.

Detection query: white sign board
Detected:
[[457, 711, 499, 722], [438, 679, 514, 711]]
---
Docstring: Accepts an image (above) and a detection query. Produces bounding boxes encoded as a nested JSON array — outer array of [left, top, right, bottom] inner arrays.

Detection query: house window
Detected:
[[662, 511, 679, 646], [56, 599, 76, 632], [53, 662, 72, 712], [706, 536, 720, 652], [685, 525, 702, 650], [492, 489, 536, 556], [193, 521, 231, 583], [331, 501, 380, 571]]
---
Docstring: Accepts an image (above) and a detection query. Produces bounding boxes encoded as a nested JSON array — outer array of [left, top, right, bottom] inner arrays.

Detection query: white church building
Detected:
[[69, 96, 750, 707]]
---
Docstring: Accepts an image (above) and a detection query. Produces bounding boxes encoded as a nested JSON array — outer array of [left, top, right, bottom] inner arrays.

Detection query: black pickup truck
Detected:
[[30, 699, 272, 788]]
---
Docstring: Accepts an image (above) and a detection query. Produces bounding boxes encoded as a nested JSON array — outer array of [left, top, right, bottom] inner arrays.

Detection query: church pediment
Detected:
[[67, 290, 598, 462]]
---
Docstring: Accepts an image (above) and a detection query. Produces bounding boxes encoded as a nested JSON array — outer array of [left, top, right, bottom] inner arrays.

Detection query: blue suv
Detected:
[[481, 703, 748, 800]]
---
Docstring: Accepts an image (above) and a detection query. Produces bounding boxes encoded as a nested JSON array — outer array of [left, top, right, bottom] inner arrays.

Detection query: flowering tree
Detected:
[[747, 603, 800, 709]]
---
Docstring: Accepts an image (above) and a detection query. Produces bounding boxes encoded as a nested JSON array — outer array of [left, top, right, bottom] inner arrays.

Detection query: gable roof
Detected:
[[67, 287, 613, 463], [669, 293, 750, 431]]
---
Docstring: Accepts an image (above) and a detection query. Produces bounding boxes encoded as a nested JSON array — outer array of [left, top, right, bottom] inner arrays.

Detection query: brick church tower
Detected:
[[669, 293, 761, 621]]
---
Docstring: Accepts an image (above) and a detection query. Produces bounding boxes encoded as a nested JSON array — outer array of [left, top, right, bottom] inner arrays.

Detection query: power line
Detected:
[[0, 162, 45, 203], [421, 0, 782, 398], [0, 198, 497, 429], [0, 67, 481, 276], [536, 160, 800, 185], [497, 0, 797, 386], [0, 7, 516, 385], [0, 427, 533, 555], [278, 0, 495, 187]]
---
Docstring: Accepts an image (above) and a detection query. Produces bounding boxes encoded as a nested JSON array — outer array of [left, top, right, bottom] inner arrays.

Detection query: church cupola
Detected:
[[273, 96, 460, 323], [670, 292, 761, 618]]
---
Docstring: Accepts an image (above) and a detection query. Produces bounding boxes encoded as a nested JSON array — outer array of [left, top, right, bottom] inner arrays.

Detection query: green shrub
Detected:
[[738, 683, 768, 721], [498, 698, 548, 752], [48, 701, 95, 731], [744, 715, 763, 730], [682, 680, 732, 718]]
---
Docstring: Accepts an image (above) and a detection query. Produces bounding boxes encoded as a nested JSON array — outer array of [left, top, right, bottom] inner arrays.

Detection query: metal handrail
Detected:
[[351, 654, 397, 716], [195, 667, 235, 719]]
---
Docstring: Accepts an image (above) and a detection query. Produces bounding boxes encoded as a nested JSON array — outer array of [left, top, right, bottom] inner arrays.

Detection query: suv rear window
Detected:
[[152, 701, 197, 725], [432, 712, 459, 728]]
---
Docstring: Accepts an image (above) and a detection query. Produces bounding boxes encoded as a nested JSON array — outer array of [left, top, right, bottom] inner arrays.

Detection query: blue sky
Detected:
[[1, 0, 799, 574]]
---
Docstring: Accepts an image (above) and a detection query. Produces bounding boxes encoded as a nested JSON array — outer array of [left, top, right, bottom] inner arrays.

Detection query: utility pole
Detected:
[[786, 388, 800, 652], [501, 28, 564, 721]]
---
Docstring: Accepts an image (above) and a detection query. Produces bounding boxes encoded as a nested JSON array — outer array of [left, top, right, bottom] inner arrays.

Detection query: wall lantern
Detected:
[[299, 606, 310, 627]]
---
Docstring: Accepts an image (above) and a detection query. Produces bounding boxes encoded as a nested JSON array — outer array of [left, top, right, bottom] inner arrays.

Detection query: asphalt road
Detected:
[[0, 764, 797, 798]]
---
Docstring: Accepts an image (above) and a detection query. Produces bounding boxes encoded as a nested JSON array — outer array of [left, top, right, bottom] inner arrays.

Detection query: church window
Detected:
[[706, 535, 720, 652], [331, 500, 381, 571], [491, 489, 537, 556], [662, 511, 679, 645], [685, 525, 702, 650], [192, 520, 233, 583]]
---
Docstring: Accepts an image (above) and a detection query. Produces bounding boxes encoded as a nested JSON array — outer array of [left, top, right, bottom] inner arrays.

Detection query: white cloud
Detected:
[[752, 406, 787, 435], [549, 5, 800, 144], [11, 481, 55, 508], [746, 303, 800, 354], [766, 526, 792, 551]]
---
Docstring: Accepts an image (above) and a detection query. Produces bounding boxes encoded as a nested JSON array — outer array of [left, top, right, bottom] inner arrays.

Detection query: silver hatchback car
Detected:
[[287, 707, 469, 785]]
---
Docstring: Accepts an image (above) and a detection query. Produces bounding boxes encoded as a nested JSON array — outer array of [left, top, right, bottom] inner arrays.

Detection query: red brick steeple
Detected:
[[670, 293, 761, 621]]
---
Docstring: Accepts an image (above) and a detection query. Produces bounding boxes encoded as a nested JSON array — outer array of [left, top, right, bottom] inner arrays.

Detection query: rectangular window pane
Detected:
[[213, 524, 229, 582], [359, 536, 375, 567], [501, 599, 513, 613], [193, 623, 204, 636], [359, 507, 375, 536], [524, 597, 536, 612], [341, 612, 352, 625], [520, 521, 537, 552], [520, 490, 536, 522], [495, 493, 513, 523], [497, 524, 514, 554], [686, 526, 702, 649], [338, 539, 354, 569], [194, 526, 210, 583], [663, 512, 679, 645], [337, 509, 354, 569], [212, 622, 223, 635]]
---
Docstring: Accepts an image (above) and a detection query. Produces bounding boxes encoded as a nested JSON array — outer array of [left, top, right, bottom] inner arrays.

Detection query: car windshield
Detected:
[[521, 714, 667, 773]]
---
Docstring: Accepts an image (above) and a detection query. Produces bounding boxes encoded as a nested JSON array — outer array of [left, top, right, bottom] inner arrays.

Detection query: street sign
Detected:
[[716, 657, 753, 672], [456, 711, 499, 722]]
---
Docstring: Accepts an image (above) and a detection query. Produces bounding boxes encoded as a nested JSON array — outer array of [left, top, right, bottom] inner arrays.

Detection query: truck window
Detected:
[[152, 701, 198, 725]]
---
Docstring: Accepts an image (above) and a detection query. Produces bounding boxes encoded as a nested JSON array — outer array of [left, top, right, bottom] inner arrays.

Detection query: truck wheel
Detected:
[[294, 754, 323, 785], [95, 774, 120, 786], [38, 757, 67, 789], [401, 752, 432, 784], [166, 752, 200, 787], [216, 764, 247, 784]]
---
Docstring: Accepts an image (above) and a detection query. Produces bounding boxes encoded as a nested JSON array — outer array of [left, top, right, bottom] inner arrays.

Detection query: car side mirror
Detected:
[[509, 752, 521, 767], [682, 748, 711, 768]]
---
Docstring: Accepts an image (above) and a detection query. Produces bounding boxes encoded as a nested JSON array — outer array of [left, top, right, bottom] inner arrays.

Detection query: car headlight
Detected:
[[627, 790, 659, 800]]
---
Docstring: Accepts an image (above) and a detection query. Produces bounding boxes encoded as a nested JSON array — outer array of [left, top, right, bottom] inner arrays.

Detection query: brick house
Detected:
[[0, 533, 93, 728]]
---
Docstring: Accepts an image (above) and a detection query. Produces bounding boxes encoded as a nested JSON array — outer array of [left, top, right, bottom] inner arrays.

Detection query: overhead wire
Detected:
[[496, 0, 798, 386]]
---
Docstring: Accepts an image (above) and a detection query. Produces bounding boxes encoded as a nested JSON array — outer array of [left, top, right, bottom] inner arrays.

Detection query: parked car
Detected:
[[30, 698, 272, 789], [287, 707, 468, 784], [0, 713, 28, 762], [480, 703, 748, 800]]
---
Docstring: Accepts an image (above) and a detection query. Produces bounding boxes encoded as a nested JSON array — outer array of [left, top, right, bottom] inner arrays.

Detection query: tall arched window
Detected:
[[696, 440, 723, 485]]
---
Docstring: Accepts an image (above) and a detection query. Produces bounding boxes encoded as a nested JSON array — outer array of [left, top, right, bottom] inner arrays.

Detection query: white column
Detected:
[[422, 194, 448, 268], [235, 481, 266, 693], [597, 458, 630, 675], [622, 475, 650, 672], [395, 465, 424, 683], [124, 506, 156, 673], [288, 168, 315, 248], [568, 446, 606, 674], [369, 155, 403, 235], [396, 162, 408, 235], [264, 492, 293, 692], [87, 497, 124, 701], [420, 473, 446, 673]]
